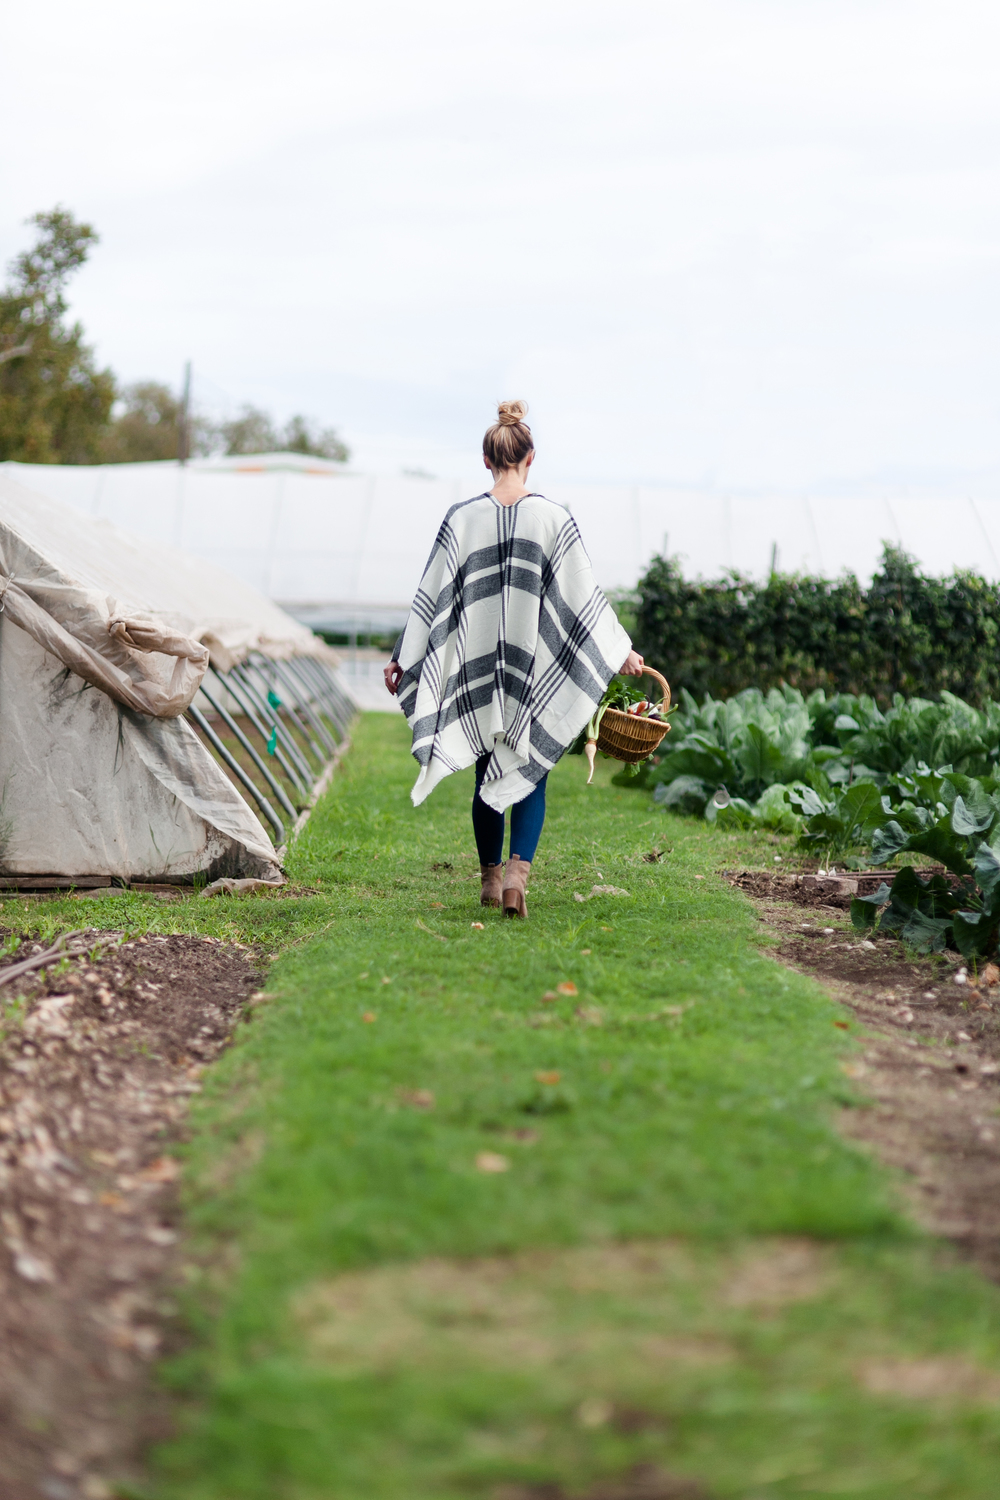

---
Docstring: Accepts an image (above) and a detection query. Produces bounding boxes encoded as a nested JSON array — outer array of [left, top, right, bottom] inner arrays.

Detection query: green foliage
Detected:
[[850, 867, 975, 956], [840, 765, 1000, 956], [101, 381, 181, 463], [98, 380, 218, 463], [850, 857, 1000, 960], [637, 546, 1000, 707], [789, 781, 887, 859], [0, 207, 115, 463], [645, 685, 816, 814], [218, 403, 349, 460], [644, 682, 1000, 822], [0, 205, 351, 468], [601, 673, 656, 713], [830, 692, 1000, 777], [605, 587, 639, 641], [639, 686, 1000, 953], [100, 393, 351, 465]]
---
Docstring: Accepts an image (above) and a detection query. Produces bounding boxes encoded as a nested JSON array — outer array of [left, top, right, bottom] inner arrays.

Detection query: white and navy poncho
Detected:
[[395, 492, 631, 812]]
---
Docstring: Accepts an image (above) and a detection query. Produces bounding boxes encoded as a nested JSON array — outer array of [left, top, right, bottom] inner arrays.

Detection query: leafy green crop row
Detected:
[[635, 684, 1000, 816], [625, 683, 1000, 957], [847, 767, 1000, 957]]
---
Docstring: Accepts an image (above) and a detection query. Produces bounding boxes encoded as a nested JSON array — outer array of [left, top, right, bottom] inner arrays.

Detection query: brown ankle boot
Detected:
[[502, 856, 531, 919], [480, 863, 504, 907]]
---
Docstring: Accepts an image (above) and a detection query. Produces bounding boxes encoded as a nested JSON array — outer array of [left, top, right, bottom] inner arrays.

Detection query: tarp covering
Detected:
[[0, 472, 333, 690], [0, 516, 209, 719], [0, 476, 305, 881]]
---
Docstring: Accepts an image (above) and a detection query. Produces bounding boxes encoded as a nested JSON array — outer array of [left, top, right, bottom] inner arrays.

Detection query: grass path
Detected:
[[92, 716, 1000, 1496]]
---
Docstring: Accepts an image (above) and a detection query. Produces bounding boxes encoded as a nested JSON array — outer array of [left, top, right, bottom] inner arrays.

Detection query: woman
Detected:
[[384, 401, 643, 918]]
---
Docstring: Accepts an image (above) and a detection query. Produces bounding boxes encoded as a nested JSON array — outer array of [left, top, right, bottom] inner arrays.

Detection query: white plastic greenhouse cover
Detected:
[[0, 473, 324, 881], [5, 460, 999, 630]]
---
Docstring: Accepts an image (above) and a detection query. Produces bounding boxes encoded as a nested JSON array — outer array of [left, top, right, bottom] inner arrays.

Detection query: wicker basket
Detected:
[[594, 668, 672, 763]]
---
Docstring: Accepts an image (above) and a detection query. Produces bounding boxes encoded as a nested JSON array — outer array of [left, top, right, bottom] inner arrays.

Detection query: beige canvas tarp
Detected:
[[0, 475, 328, 881]]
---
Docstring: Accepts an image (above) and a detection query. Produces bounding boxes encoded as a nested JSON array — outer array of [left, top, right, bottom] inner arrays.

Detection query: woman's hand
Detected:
[[620, 649, 645, 676], [384, 660, 404, 696]]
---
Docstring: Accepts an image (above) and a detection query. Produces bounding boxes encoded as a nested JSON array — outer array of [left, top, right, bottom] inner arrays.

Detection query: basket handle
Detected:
[[639, 667, 671, 714]]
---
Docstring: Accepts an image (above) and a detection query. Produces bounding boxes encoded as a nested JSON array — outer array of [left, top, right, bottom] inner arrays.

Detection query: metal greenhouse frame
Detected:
[[186, 653, 356, 855]]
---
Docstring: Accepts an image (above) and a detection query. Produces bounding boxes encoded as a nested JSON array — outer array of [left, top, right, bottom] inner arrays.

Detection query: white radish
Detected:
[[585, 739, 597, 783]]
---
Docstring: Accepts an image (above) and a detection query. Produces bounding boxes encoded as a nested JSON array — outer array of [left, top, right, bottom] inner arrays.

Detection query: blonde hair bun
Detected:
[[483, 400, 534, 471], [497, 399, 528, 427]]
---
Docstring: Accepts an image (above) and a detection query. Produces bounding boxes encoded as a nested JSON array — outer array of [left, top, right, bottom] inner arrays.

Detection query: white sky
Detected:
[[2, 0, 998, 490]]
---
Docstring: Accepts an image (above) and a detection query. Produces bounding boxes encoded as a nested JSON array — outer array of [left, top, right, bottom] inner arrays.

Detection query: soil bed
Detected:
[[725, 868, 1000, 1279], [0, 928, 262, 1500], [724, 866, 955, 910]]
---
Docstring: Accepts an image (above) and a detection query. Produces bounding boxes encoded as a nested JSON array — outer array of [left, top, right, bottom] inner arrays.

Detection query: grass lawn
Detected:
[[18, 713, 1000, 1498]]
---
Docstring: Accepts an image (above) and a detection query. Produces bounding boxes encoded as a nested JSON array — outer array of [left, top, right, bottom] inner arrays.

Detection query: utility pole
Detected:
[[178, 360, 192, 465]]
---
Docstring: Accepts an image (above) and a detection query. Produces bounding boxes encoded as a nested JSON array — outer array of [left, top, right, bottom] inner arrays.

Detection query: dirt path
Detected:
[[729, 870, 1000, 1279], [0, 928, 262, 1500]]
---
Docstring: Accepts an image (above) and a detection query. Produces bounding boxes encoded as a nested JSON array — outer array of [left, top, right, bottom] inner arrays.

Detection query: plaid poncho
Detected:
[[395, 492, 631, 812]]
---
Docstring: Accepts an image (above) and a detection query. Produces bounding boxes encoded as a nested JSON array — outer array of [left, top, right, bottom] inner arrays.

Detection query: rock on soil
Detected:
[[0, 928, 262, 1500], [726, 869, 1000, 1279]]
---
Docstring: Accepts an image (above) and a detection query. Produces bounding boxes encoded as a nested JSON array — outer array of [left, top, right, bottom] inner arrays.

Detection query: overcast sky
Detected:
[[2, 0, 998, 490]]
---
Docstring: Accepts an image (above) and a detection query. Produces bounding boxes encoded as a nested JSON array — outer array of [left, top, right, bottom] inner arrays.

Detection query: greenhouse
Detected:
[[0, 472, 354, 888], [4, 458, 999, 642]]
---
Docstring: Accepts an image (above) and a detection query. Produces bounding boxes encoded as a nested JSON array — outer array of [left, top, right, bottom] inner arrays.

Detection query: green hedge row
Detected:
[[634, 546, 1000, 708]]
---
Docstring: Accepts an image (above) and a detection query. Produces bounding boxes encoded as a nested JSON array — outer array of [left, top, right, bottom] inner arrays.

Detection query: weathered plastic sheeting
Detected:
[[0, 473, 334, 670], [0, 560, 210, 719], [0, 617, 280, 881], [9, 460, 1000, 609], [1, 463, 491, 609], [0, 477, 210, 716]]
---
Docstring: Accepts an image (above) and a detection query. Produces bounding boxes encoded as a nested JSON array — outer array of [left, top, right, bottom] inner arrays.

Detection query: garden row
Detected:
[[631, 681, 1000, 957]]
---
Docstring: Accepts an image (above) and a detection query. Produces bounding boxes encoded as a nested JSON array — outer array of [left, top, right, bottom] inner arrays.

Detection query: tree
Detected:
[[0, 208, 115, 463], [217, 404, 280, 456], [282, 413, 349, 462], [0, 207, 351, 467], [218, 404, 349, 461], [101, 391, 351, 465], [99, 381, 215, 463]]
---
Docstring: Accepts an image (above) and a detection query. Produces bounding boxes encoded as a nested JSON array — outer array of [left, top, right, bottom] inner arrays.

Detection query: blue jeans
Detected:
[[473, 754, 547, 865]]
